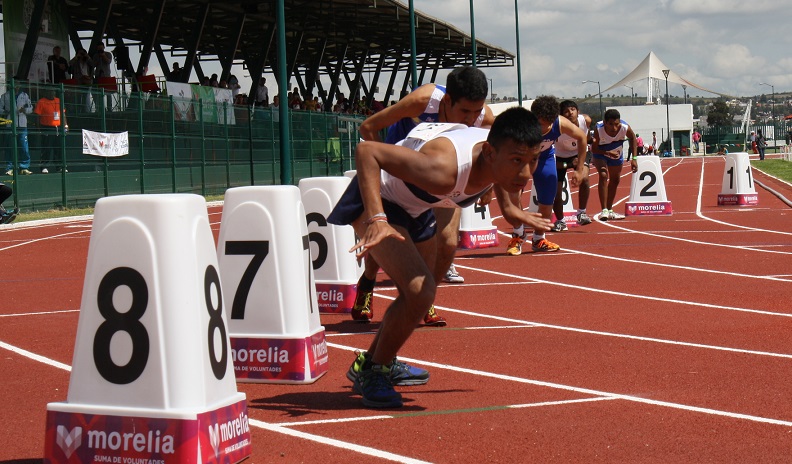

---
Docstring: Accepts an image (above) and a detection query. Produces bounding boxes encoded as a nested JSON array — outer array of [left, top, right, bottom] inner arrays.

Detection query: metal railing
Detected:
[[1, 79, 364, 211]]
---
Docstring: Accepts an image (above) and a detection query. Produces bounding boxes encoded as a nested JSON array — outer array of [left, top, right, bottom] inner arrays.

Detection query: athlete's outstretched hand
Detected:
[[520, 211, 552, 233], [350, 221, 405, 259]]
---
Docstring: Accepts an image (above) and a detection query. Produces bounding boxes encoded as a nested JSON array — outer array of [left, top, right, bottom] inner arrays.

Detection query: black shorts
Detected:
[[327, 175, 437, 243], [555, 152, 591, 179]]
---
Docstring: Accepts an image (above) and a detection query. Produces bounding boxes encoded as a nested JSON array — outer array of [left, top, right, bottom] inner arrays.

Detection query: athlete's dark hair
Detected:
[[487, 107, 542, 149], [604, 108, 621, 121], [530, 95, 559, 122], [445, 66, 488, 104], [559, 99, 578, 113]]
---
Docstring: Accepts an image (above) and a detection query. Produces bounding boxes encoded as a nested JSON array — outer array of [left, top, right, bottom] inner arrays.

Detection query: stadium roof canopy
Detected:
[[13, 0, 514, 106]]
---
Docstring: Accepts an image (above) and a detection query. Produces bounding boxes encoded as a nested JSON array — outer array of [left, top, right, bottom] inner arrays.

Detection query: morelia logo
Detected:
[[56, 425, 81, 459], [208, 411, 250, 458], [56, 426, 176, 456]]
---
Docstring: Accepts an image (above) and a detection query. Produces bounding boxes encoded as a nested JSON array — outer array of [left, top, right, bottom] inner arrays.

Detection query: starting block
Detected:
[[299, 176, 364, 313], [527, 172, 578, 226], [216, 186, 328, 384], [45, 194, 250, 464], [458, 200, 498, 249], [718, 152, 758, 206], [625, 155, 673, 216]]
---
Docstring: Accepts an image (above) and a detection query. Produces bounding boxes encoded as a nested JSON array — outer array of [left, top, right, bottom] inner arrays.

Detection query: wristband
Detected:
[[364, 212, 387, 225]]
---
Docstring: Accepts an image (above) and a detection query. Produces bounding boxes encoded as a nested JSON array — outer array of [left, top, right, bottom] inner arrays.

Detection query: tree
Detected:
[[706, 100, 733, 127]]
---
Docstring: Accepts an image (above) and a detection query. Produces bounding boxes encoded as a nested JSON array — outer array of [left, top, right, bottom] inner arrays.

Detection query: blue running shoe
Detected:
[[389, 358, 429, 386], [347, 351, 429, 386], [355, 364, 403, 408]]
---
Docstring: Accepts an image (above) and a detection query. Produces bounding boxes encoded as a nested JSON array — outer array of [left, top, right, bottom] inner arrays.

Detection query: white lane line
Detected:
[[328, 342, 792, 428], [371, 293, 792, 359], [0, 229, 90, 252], [239, 419, 432, 464], [559, 246, 792, 282], [0, 309, 79, 318], [450, 263, 792, 318], [277, 397, 616, 427], [0, 340, 72, 371]]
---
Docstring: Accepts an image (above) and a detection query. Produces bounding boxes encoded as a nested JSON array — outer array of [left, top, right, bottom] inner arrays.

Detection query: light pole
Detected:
[[681, 84, 687, 104], [759, 82, 774, 125], [489, 78, 494, 103], [623, 84, 634, 106], [582, 80, 602, 120], [514, 0, 522, 107], [662, 69, 671, 154]]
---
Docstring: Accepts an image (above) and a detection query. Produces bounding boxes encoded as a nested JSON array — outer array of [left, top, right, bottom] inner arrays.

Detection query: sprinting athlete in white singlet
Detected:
[[552, 100, 593, 228], [591, 108, 638, 221]]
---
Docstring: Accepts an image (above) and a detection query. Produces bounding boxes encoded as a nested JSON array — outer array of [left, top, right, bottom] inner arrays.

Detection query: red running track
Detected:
[[1, 155, 792, 463]]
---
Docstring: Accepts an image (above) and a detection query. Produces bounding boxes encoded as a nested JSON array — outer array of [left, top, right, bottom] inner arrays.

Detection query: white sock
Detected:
[[533, 233, 544, 242], [513, 225, 525, 237]]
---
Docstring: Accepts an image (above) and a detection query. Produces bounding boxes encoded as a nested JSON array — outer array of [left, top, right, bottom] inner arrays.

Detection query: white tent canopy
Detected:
[[600, 51, 727, 102]]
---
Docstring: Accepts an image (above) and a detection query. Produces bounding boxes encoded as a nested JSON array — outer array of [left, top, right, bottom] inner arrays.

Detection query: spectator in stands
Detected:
[[209, 74, 219, 87], [0, 181, 18, 224], [47, 46, 70, 84], [167, 63, 181, 82], [1, 82, 34, 176], [91, 43, 114, 111], [34, 89, 68, 174], [200, 76, 210, 86], [289, 89, 303, 109], [255, 78, 269, 107], [70, 48, 94, 85], [92, 43, 113, 81], [304, 93, 317, 111], [228, 74, 241, 100], [271, 95, 280, 108], [218, 80, 228, 89]]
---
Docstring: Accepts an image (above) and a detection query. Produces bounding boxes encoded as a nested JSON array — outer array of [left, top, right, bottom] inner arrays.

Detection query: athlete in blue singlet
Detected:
[[501, 96, 587, 255]]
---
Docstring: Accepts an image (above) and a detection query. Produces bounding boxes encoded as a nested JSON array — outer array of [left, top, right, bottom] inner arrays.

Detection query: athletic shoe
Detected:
[[550, 220, 567, 232], [531, 238, 561, 252], [41, 168, 49, 174], [19, 169, 32, 175], [2, 208, 18, 224], [608, 210, 626, 220], [389, 358, 430, 385], [506, 233, 526, 256], [346, 351, 430, 386], [423, 305, 447, 326], [350, 289, 373, 322], [442, 263, 464, 283], [3, 170, 12, 176], [354, 364, 403, 408], [577, 212, 592, 225], [598, 209, 610, 221]]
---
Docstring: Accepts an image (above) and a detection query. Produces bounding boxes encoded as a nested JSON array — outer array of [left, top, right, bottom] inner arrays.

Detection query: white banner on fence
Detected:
[[82, 130, 130, 157], [165, 81, 235, 125]]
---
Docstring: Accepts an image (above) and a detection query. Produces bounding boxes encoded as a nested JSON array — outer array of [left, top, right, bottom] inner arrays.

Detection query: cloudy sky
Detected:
[[3, 1, 790, 102], [414, 0, 792, 101]]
